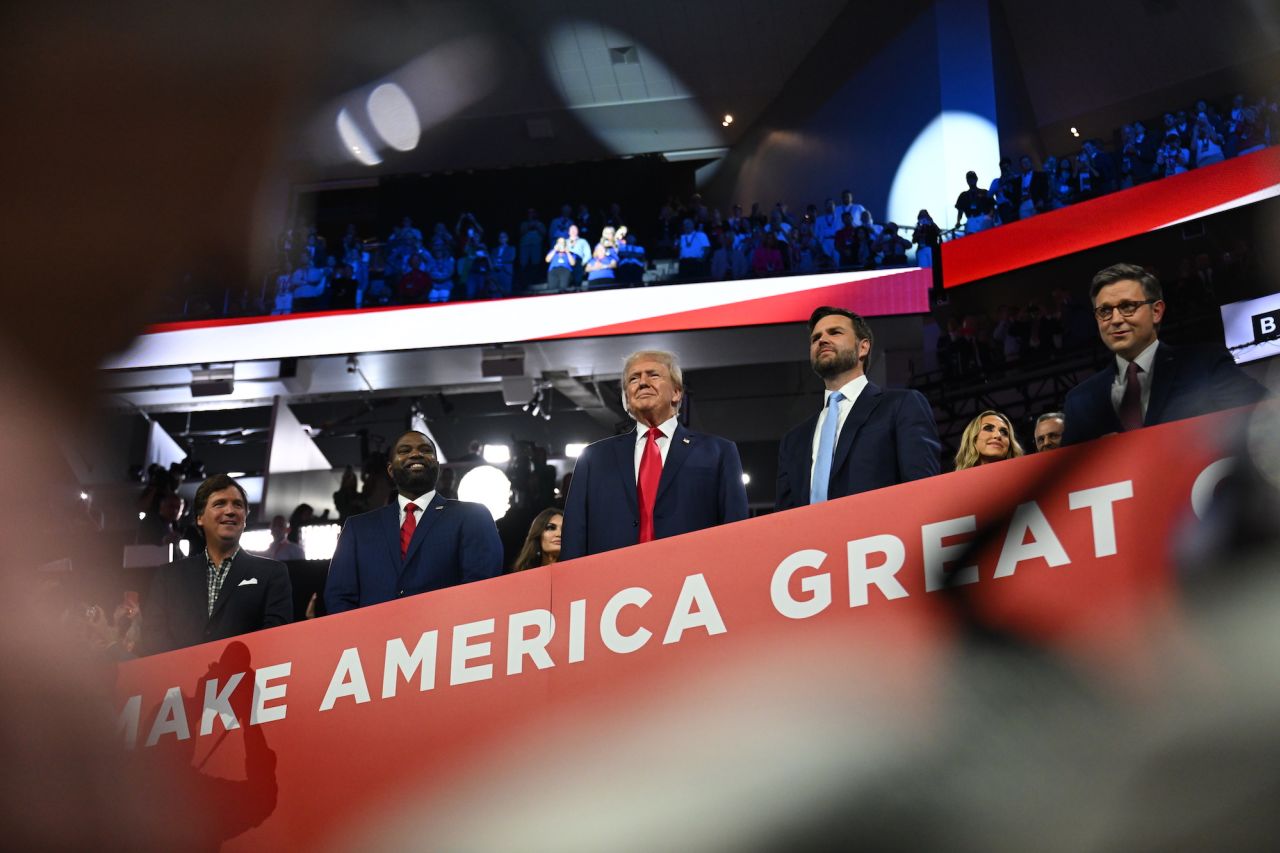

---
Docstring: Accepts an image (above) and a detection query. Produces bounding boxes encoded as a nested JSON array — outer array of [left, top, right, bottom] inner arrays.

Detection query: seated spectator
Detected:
[[290, 256, 328, 311], [1155, 130, 1191, 177], [834, 212, 859, 267], [490, 231, 515, 297], [814, 198, 842, 269], [853, 226, 875, 269], [954, 410, 1024, 471], [710, 230, 748, 280], [259, 514, 305, 561], [1016, 155, 1048, 219], [676, 218, 711, 281], [511, 508, 563, 572], [271, 264, 295, 315], [789, 224, 818, 274], [615, 226, 647, 284], [1233, 106, 1266, 155], [545, 237, 576, 291], [750, 232, 784, 276], [426, 241, 455, 302], [955, 171, 995, 233], [517, 209, 547, 289], [584, 244, 617, 285], [462, 241, 492, 300], [875, 223, 910, 266], [328, 262, 359, 310], [397, 253, 432, 304], [858, 210, 883, 240]]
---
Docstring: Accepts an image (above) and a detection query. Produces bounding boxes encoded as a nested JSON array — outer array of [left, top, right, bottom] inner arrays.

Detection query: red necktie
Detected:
[[637, 428, 663, 543], [1118, 362, 1143, 431], [401, 503, 419, 558]]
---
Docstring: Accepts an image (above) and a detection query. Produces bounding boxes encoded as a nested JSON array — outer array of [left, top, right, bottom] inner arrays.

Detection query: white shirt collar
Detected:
[[636, 414, 680, 441], [1115, 339, 1159, 377], [398, 491, 436, 514], [824, 374, 868, 405]]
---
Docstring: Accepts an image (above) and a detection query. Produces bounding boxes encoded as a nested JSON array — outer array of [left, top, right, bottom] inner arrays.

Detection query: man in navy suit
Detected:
[[325, 430, 502, 613], [776, 307, 940, 510], [1062, 263, 1265, 445], [144, 474, 293, 655], [561, 350, 748, 560]]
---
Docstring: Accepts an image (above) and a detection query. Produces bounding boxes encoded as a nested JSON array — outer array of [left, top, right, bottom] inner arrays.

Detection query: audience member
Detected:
[[955, 171, 995, 233], [260, 514, 305, 561], [143, 474, 293, 654], [545, 237, 577, 291], [585, 244, 617, 285], [1033, 412, 1066, 452], [511, 508, 563, 572], [615, 226, 647, 284], [676, 219, 711, 281], [426, 241, 455, 302], [397, 254, 431, 304], [954, 410, 1024, 470], [491, 231, 515, 296]]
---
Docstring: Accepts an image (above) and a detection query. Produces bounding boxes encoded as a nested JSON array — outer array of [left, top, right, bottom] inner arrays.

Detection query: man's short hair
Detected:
[[965, 170, 977, 181], [193, 474, 248, 518], [621, 350, 684, 414], [1089, 263, 1163, 303], [808, 306, 874, 369], [1036, 411, 1065, 427]]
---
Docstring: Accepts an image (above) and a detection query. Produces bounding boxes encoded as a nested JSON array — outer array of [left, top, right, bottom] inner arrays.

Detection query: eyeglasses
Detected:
[[1094, 299, 1158, 321]]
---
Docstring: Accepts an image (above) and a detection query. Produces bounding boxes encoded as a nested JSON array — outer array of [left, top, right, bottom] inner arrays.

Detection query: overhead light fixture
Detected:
[[79, 491, 90, 501], [741, 473, 751, 485], [1070, 127, 1080, 137], [565, 443, 587, 459], [723, 114, 734, 124]]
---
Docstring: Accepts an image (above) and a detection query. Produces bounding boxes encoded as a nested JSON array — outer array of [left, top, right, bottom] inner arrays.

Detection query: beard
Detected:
[[391, 460, 439, 497], [811, 347, 859, 380]]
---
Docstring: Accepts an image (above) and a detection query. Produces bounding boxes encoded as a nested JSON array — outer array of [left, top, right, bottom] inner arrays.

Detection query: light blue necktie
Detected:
[[810, 391, 845, 504]]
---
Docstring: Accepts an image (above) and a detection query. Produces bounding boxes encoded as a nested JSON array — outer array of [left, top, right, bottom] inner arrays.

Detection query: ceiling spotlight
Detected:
[[565, 443, 587, 459], [1070, 127, 1080, 137], [741, 473, 751, 486], [723, 114, 734, 124], [482, 444, 511, 465], [79, 491, 90, 501]]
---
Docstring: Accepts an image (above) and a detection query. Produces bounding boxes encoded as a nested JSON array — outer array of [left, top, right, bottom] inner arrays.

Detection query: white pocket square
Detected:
[[237, 578, 258, 586]]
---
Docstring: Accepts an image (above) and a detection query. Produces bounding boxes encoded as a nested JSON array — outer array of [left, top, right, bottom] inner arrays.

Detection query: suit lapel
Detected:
[[655, 424, 693, 505], [612, 431, 639, 515], [403, 493, 446, 567], [1144, 342, 1176, 426], [792, 411, 821, 500], [207, 550, 250, 625], [830, 383, 883, 479], [380, 502, 402, 569]]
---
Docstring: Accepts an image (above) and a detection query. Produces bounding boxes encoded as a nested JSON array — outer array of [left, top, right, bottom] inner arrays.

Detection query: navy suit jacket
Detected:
[[775, 383, 941, 510], [144, 550, 293, 655], [1062, 342, 1266, 446], [561, 423, 749, 560], [324, 494, 502, 613]]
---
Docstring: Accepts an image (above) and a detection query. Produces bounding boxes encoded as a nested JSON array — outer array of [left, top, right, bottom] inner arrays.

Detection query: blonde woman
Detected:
[[954, 410, 1024, 471]]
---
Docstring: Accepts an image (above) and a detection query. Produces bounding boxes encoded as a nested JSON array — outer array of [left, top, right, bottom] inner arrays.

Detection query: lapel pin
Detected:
[[682, 437, 691, 444]]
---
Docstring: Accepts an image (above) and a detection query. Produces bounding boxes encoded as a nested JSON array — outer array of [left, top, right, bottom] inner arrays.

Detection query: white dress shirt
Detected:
[[633, 414, 680, 480], [1110, 340, 1159, 418], [397, 491, 437, 526], [810, 375, 869, 482]]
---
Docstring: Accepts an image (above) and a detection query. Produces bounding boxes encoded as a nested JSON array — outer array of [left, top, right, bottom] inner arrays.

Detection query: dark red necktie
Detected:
[[637, 428, 663, 543], [401, 503, 419, 558], [1118, 362, 1144, 431]]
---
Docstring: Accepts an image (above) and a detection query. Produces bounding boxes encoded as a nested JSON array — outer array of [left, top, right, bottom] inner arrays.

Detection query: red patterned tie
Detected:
[[401, 503, 419, 558], [1118, 362, 1143, 431], [637, 428, 663, 543]]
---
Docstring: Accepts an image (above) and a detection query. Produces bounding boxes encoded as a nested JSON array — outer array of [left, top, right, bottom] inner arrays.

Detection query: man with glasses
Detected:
[[1062, 263, 1265, 445]]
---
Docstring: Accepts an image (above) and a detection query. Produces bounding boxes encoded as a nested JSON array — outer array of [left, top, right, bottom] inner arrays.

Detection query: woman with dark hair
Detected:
[[954, 410, 1025, 471], [511, 508, 563, 572]]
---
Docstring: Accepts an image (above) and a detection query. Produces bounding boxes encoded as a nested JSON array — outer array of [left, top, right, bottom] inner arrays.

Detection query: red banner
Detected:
[[115, 409, 1247, 848]]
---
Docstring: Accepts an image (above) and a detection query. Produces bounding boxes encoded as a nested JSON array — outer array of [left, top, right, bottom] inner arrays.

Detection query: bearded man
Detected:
[[775, 307, 941, 510], [325, 430, 502, 613]]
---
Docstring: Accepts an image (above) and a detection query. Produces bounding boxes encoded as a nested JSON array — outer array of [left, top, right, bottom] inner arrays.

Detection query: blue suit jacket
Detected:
[[1062, 342, 1265, 446], [775, 383, 941, 510], [324, 494, 502, 613], [560, 423, 749, 560]]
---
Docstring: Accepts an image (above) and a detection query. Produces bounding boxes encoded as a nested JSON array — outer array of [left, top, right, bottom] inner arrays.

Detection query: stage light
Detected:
[[887, 110, 999, 230], [1070, 127, 1080, 137], [336, 108, 382, 167], [723, 114, 734, 124], [366, 82, 421, 152], [457, 465, 513, 521], [138, 511, 146, 521], [79, 491, 90, 501], [741, 473, 751, 485], [482, 444, 511, 465], [565, 443, 587, 458]]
